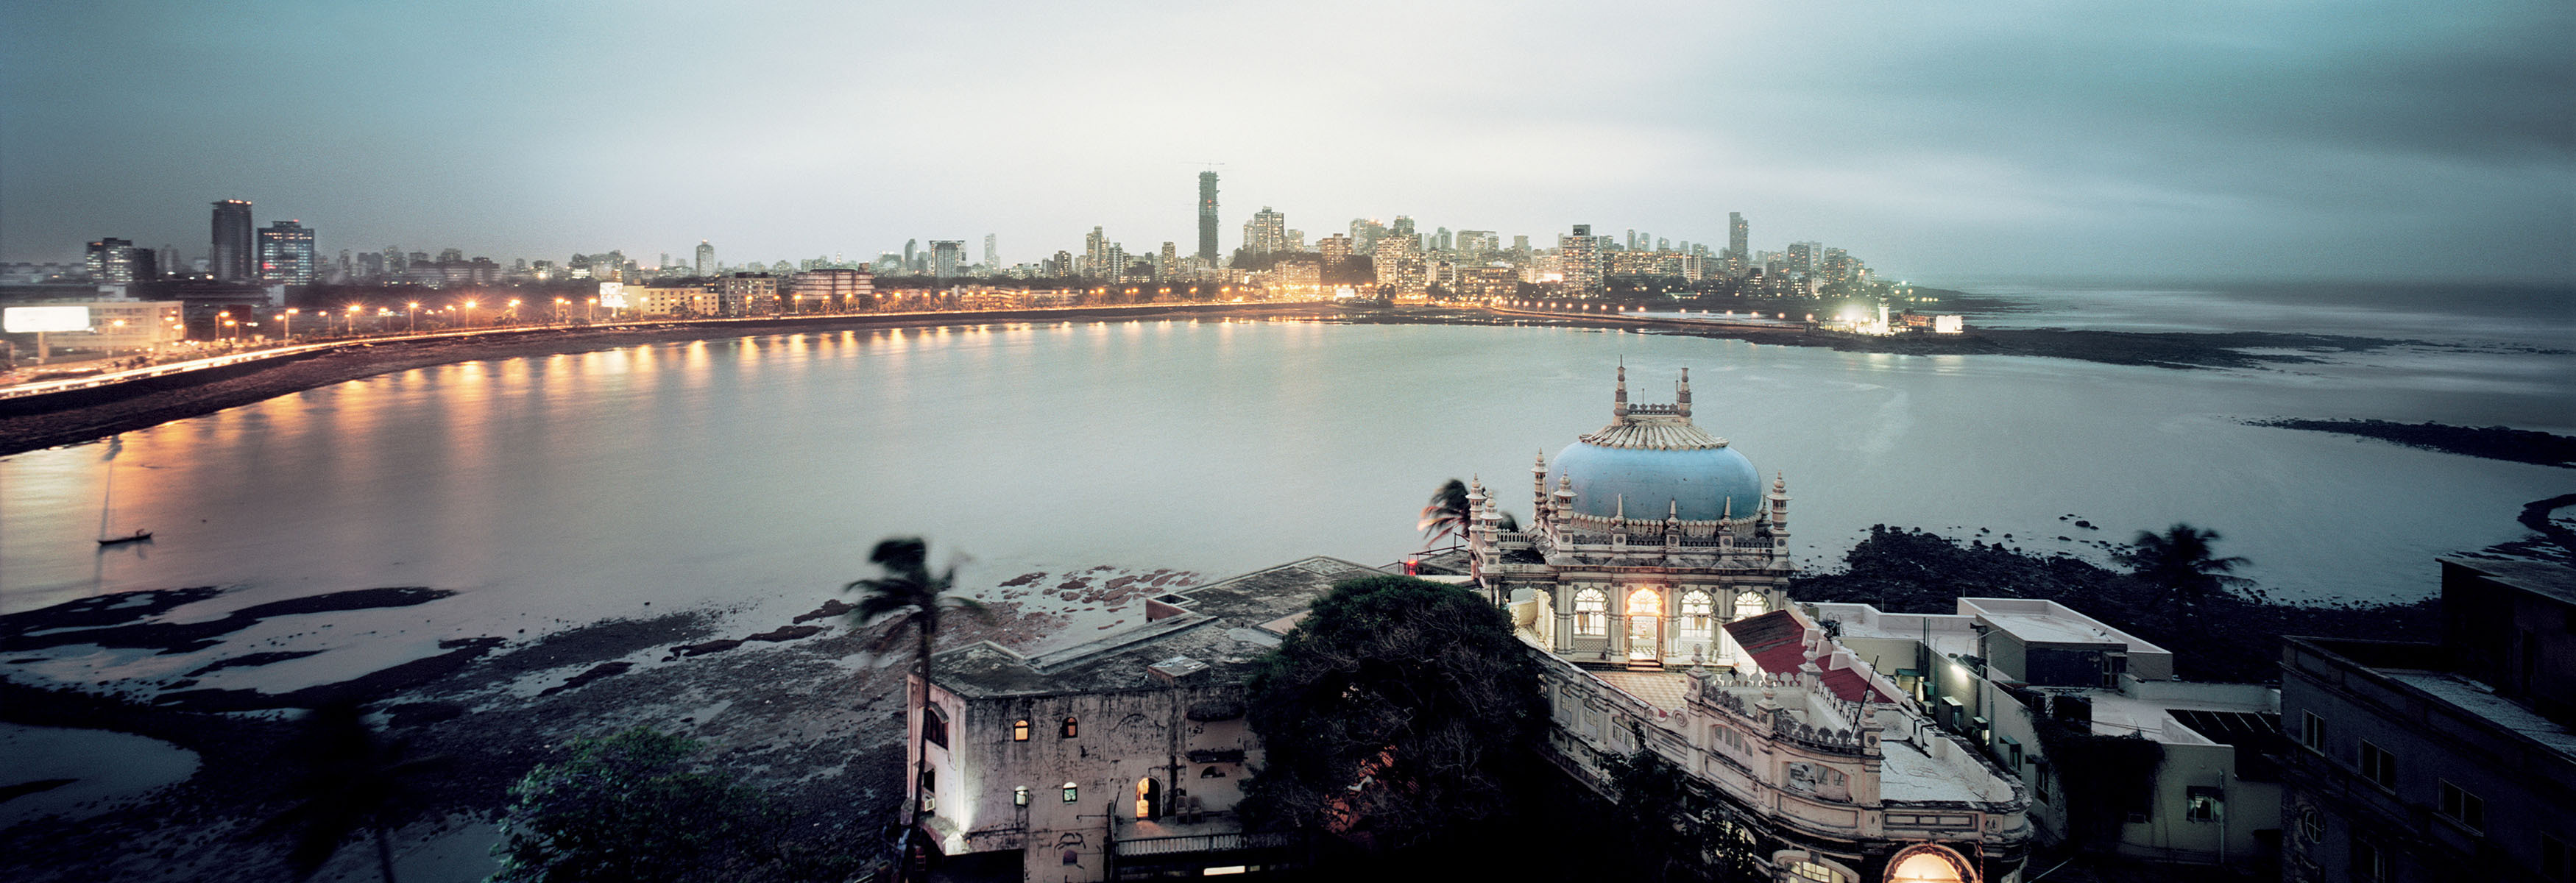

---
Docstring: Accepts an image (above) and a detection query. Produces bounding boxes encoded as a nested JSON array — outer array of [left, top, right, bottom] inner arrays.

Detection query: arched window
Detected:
[[1012, 718, 1030, 742], [1062, 781, 1080, 803], [1574, 588, 1608, 636], [1733, 589, 1766, 620], [1787, 860, 1843, 883], [1061, 717, 1079, 738], [1200, 766, 1226, 778], [1680, 591, 1714, 641], [1013, 785, 1030, 806]]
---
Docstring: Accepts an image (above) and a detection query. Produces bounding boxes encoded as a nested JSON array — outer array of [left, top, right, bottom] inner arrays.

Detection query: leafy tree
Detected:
[[487, 727, 785, 883], [258, 699, 447, 882], [1417, 478, 1471, 550], [1241, 575, 1546, 854], [2115, 523, 2249, 624]]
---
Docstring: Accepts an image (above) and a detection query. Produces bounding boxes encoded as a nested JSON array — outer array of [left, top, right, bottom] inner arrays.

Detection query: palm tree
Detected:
[[258, 699, 447, 882], [843, 537, 991, 826], [1418, 479, 1471, 550], [2117, 523, 2251, 623]]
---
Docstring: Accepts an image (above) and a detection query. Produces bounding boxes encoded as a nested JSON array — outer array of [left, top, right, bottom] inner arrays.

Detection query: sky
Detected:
[[3, 0, 2570, 283]]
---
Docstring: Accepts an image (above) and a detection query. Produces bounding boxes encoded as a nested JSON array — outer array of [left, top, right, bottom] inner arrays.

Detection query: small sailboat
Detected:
[[96, 456, 151, 547]]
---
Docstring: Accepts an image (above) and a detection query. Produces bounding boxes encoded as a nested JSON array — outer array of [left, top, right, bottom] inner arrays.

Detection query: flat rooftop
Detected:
[[930, 556, 1387, 698], [2382, 668, 2576, 757], [1960, 597, 2168, 653], [2444, 557, 2576, 608]]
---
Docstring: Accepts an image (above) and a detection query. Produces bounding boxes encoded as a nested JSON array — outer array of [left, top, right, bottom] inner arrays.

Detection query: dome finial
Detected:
[[1677, 367, 1693, 419]]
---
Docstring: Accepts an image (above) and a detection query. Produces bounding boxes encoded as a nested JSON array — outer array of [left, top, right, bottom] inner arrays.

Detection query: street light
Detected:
[[407, 302, 420, 333]]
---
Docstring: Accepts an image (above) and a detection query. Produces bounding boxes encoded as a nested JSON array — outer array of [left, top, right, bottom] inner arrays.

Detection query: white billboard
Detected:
[[4, 305, 91, 333], [597, 282, 629, 309]]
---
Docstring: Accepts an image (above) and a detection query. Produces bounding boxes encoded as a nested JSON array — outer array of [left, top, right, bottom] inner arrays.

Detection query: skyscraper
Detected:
[[1559, 224, 1602, 292], [255, 220, 316, 286], [1727, 212, 1749, 263], [983, 234, 998, 269], [1244, 207, 1287, 256], [1196, 171, 1220, 263], [696, 241, 715, 277], [930, 240, 966, 279], [210, 199, 253, 282], [85, 238, 148, 284]]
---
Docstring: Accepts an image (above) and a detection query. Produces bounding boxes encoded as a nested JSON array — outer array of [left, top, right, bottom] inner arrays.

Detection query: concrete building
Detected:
[[787, 267, 874, 312], [2277, 558, 2576, 882], [908, 557, 1388, 880], [85, 238, 155, 285], [695, 241, 715, 277], [255, 221, 316, 287], [210, 199, 254, 283], [1373, 233, 1426, 299], [1196, 171, 1220, 263], [718, 273, 778, 316], [1557, 224, 1602, 292], [1825, 598, 2287, 867], [1242, 207, 1287, 257], [1465, 370, 2030, 883], [930, 241, 966, 280]]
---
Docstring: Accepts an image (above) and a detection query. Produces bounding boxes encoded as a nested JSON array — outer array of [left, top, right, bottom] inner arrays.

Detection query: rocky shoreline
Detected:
[[2246, 417, 2576, 468], [1334, 305, 2412, 369]]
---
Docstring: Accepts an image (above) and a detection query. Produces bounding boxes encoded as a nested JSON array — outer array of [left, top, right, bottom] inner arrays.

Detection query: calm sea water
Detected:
[[5, 308, 2569, 677]]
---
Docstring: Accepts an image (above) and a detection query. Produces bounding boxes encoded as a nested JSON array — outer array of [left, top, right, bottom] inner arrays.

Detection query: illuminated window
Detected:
[[2359, 741, 2396, 790], [1680, 591, 1713, 641], [2185, 786, 2223, 822], [1012, 718, 1030, 741], [1061, 717, 1079, 738], [1062, 781, 1080, 803], [1574, 589, 1608, 636], [1013, 786, 1030, 806], [2438, 781, 2484, 831]]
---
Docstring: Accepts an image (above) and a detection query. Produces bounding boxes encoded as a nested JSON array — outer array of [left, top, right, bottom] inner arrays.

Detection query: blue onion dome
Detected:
[[1546, 367, 1765, 522]]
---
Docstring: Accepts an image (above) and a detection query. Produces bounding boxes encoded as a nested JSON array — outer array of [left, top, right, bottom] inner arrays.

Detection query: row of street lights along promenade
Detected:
[[1490, 297, 1808, 322]]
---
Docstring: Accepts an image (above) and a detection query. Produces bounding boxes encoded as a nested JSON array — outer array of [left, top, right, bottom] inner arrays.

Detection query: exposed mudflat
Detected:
[[0, 562, 1205, 882]]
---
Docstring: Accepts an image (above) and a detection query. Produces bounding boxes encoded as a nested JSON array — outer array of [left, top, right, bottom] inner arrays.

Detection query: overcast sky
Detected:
[[4, 0, 2569, 283]]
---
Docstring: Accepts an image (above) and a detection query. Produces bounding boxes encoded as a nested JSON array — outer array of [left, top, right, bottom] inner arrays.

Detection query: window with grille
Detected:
[[1680, 591, 1714, 640]]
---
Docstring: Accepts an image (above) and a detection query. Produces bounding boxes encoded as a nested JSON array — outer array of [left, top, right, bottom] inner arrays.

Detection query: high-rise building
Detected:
[[85, 238, 151, 284], [1158, 241, 1179, 281], [1786, 241, 1816, 275], [1558, 224, 1602, 292], [1375, 232, 1427, 297], [210, 199, 254, 283], [1083, 227, 1108, 278], [1196, 171, 1220, 262], [983, 234, 998, 269], [1727, 212, 1749, 264], [255, 220, 316, 286], [930, 240, 966, 279], [1318, 234, 1354, 272], [1243, 206, 1287, 256], [1349, 219, 1387, 255], [695, 241, 715, 277], [1434, 227, 1454, 253]]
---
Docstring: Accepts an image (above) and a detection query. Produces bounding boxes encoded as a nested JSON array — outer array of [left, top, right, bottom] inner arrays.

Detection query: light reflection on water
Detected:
[[1, 319, 2567, 650]]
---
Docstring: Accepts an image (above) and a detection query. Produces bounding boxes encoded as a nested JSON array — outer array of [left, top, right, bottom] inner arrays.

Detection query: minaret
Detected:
[[1769, 472, 1791, 536], [1532, 451, 1550, 523], [1613, 363, 1629, 420], [1676, 367, 1692, 419]]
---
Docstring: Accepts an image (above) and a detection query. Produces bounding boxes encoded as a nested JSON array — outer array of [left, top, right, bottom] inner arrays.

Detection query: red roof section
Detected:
[[1723, 610, 1895, 703]]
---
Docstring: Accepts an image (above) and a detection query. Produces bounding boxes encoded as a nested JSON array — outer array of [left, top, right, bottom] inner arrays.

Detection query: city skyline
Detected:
[[2, 1, 2569, 283]]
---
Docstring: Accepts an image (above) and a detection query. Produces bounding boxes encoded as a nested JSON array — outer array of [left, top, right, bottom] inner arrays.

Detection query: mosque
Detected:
[[907, 367, 2032, 882], [1460, 367, 2032, 883]]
